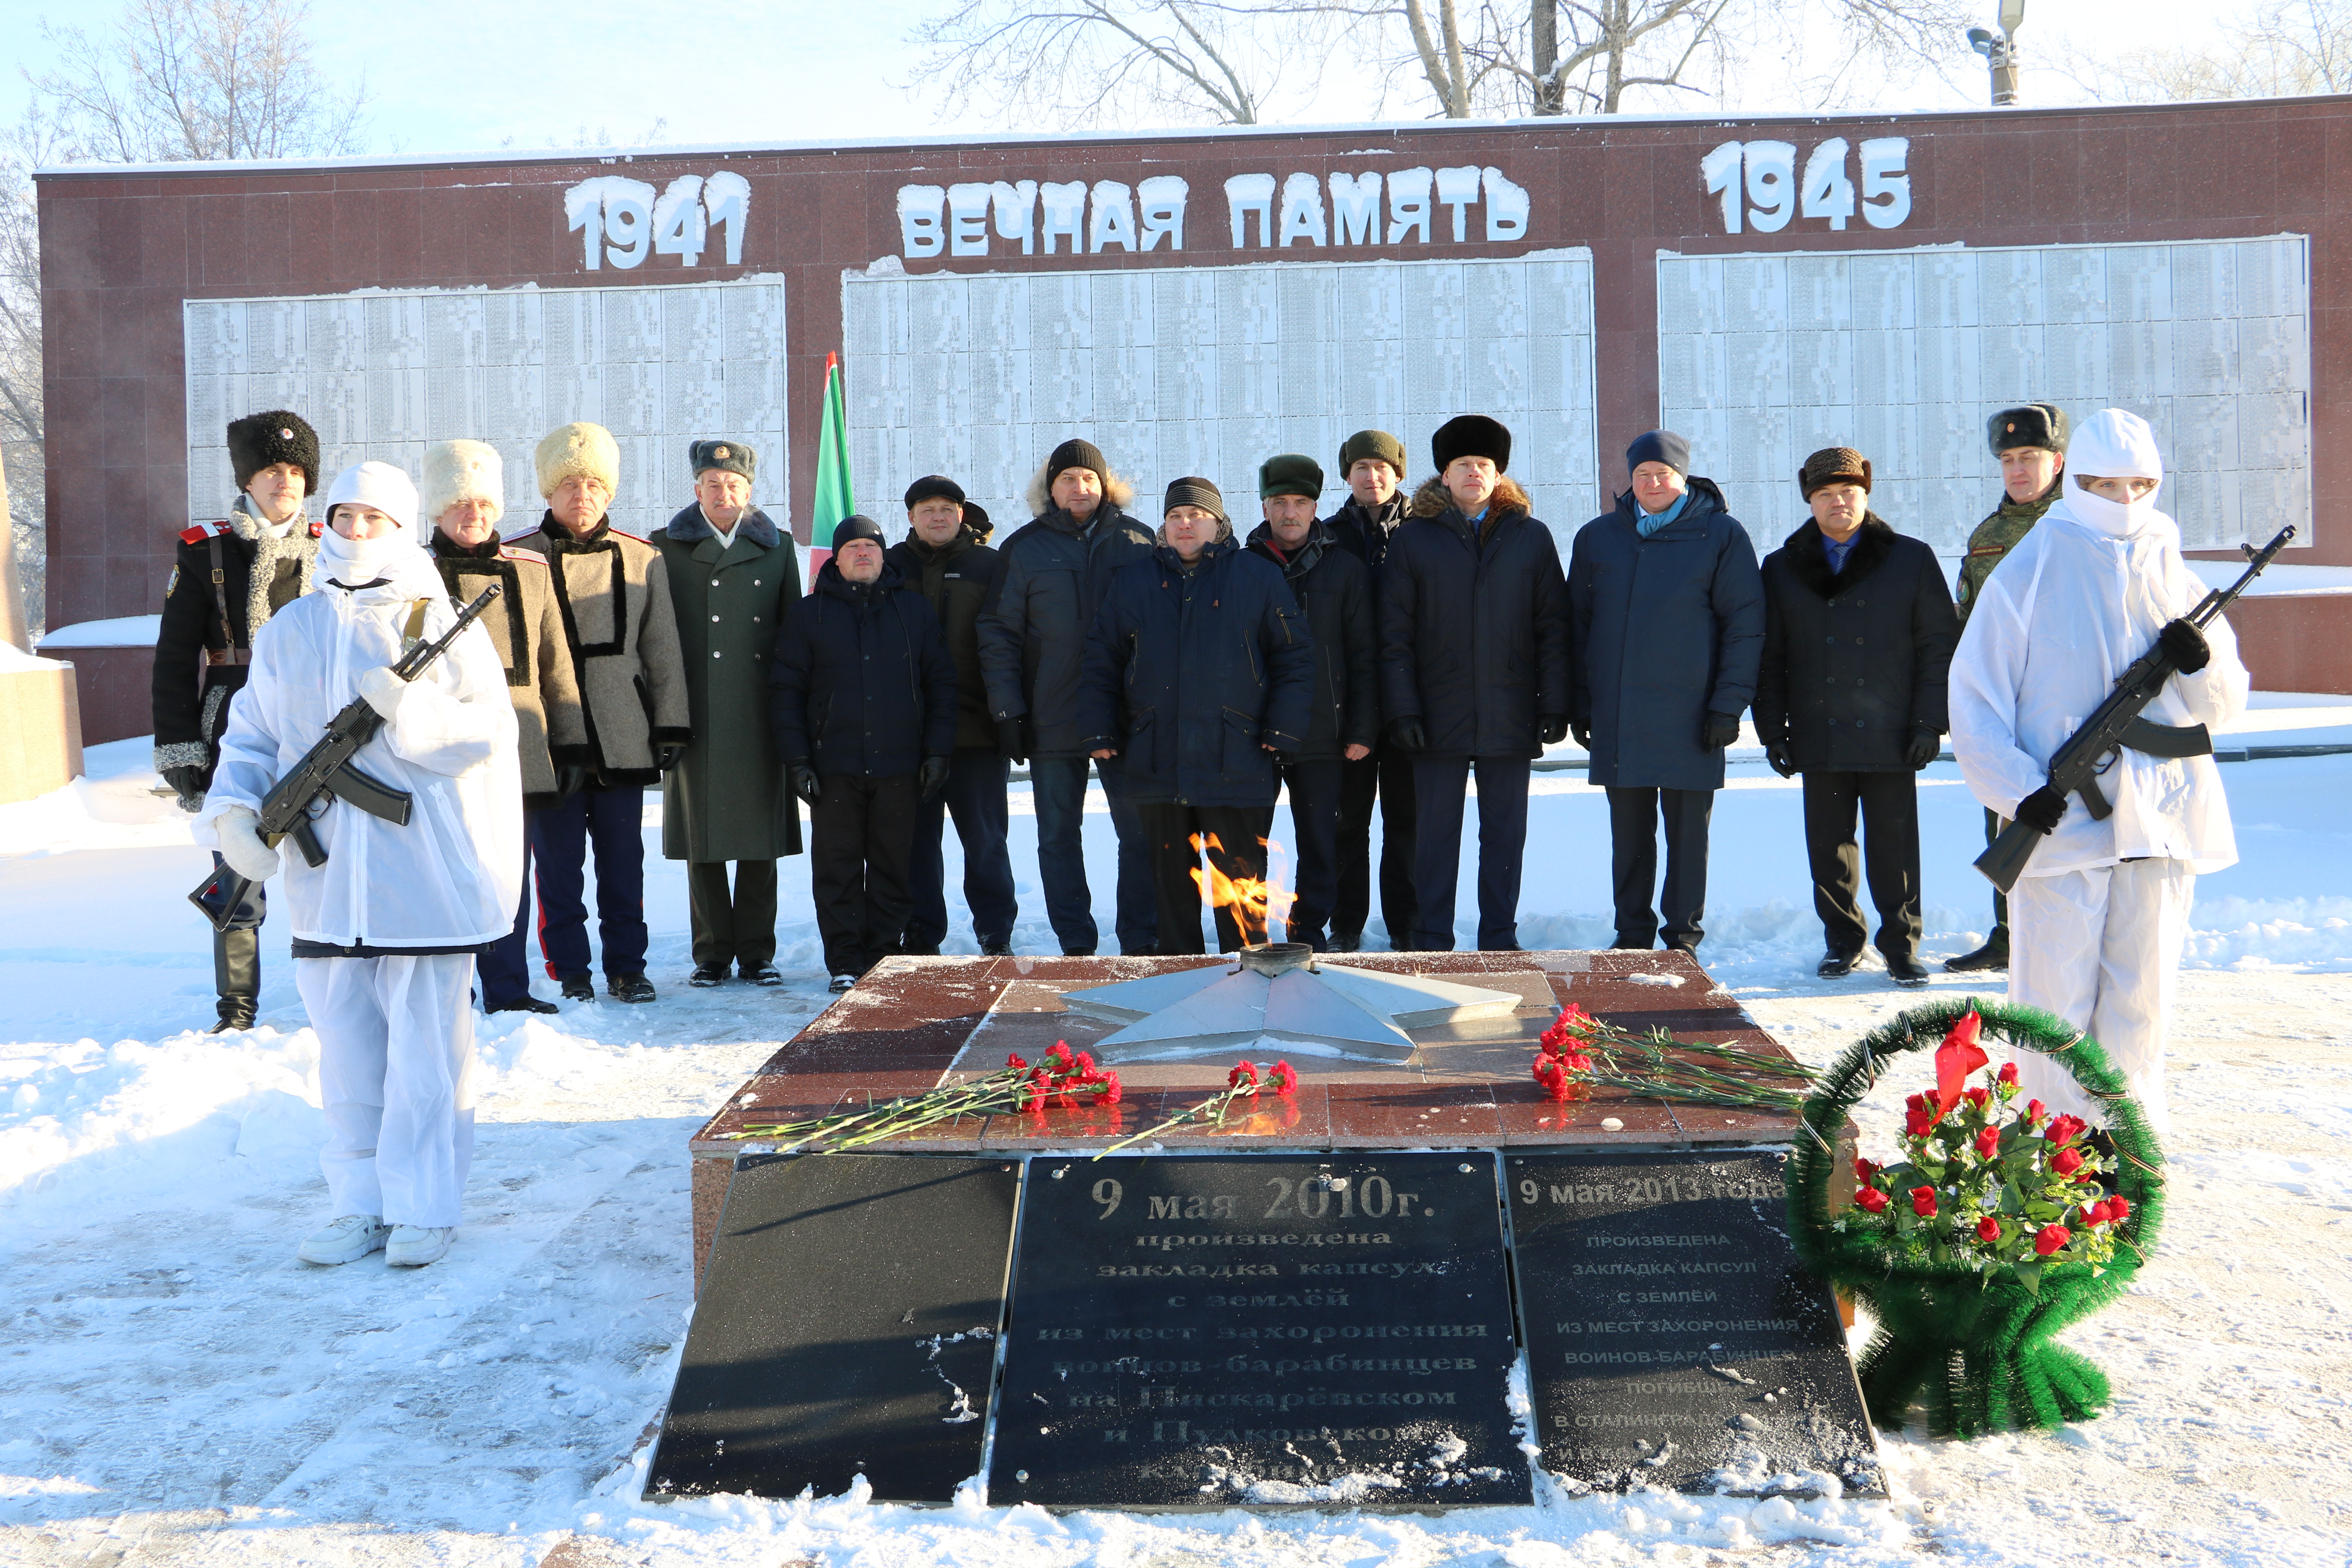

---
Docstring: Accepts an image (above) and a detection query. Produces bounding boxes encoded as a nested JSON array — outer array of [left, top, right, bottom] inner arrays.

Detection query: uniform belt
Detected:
[[203, 648, 252, 667]]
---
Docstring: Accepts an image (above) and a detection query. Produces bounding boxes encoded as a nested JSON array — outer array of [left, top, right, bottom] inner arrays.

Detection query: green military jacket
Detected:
[[1955, 483, 2061, 627]]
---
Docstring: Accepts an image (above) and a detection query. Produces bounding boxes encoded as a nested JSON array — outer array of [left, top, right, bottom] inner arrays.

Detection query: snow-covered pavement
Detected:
[[3, 740, 2349, 1566]]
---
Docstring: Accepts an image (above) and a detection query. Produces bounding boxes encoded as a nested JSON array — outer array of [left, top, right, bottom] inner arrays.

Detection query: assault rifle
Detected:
[[189, 585, 502, 932], [1975, 524, 2294, 894]]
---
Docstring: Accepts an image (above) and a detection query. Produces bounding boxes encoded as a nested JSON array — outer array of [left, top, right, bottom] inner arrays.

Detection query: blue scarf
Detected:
[[1635, 490, 1690, 539]]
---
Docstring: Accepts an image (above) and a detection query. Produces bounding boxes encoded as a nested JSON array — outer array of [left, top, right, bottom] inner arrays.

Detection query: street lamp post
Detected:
[[1967, 0, 2026, 106]]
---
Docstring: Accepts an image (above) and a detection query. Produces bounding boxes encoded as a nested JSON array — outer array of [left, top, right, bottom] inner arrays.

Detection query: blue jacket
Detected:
[[1376, 478, 1572, 760], [1568, 477, 1767, 791], [1078, 541, 1315, 807], [976, 505, 1158, 757], [769, 561, 958, 779]]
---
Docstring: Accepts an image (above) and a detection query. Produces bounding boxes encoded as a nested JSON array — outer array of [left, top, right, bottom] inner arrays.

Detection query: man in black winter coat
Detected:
[[888, 477, 1018, 956], [1754, 447, 1960, 986], [1377, 416, 1572, 952], [1083, 479, 1315, 954], [1569, 429, 1766, 954], [1324, 428, 1416, 949], [1246, 454, 1377, 951], [771, 516, 959, 990], [976, 439, 1159, 956]]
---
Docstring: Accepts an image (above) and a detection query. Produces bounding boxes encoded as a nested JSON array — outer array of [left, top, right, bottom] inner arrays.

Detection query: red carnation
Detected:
[[1073, 1049, 1097, 1077], [2034, 1223, 2070, 1256], [1006, 1053, 1028, 1071], [1552, 1003, 1597, 1037], [1098, 1070, 1123, 1106], [1975, 1126, 2000, 1160], [1910, 1186, 1938, 1218], [1268, 1061, 1298, 1098], [1855, 1187, 1890, 1214], [1997, 1061, 2020, 1085], [1533, 1057, 1572, 1102], [1228, 1060, 1260, 1091], [1976, 1216, 2001, 1243]]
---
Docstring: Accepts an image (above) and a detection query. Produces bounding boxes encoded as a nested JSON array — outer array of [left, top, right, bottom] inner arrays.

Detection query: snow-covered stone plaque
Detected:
[[842, 254, 1599, 553], [1656, 236, 2311, 553], [183, 278, 789, 532]]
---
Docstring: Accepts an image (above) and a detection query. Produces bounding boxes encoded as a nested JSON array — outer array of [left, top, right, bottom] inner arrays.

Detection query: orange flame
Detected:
[[1189, 833, 1294, 947]]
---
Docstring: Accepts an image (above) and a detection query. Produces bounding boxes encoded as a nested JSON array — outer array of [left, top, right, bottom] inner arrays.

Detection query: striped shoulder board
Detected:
[[179, 519, 234, 544]]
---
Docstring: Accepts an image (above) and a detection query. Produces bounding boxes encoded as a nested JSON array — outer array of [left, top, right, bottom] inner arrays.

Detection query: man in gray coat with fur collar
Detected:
[[653, 440, 803, 988]]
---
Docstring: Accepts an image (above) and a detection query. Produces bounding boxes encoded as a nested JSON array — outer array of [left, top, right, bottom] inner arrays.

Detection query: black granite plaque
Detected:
[[1506, 1150, 1879, 1496], [647, 1153, 1020, 1503], [988, 1152, 1529, 1508]]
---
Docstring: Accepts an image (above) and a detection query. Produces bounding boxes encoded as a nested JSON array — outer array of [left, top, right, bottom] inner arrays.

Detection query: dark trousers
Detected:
[[1139, 802, 1276, 953], [1607, 786, 1715, 951], [1804, 771, 1923, 961], [210, 852, 265, 1009], [476, 818, 537, 1008], [1280, 759, 1348, 950], [1334, 744, 1418, 947], [531, 784, 649, 980], [904, 750, 1018, 950], [1031, 755, 1156, 955], [1409, 756, 1531, 951], [810, 772, 921, 977], [1984, 808, 2011, 943], [688, 859, 779, 970]]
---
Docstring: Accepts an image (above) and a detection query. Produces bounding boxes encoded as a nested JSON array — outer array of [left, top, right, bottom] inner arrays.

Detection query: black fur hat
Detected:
[[1987, 405, 2068, 457], [227, 410, 319, 491], [1432, 415, 1511, 474]]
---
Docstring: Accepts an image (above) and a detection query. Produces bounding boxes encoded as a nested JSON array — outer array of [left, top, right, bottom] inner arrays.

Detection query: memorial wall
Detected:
[[37, 96, 2352, 731]]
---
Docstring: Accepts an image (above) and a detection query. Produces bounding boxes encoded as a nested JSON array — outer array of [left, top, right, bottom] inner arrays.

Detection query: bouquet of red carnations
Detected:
[[726, 1040, 1121, 1151], [1846, 1011, 2132, 1291], [1527, 1002, 1814, 1109]]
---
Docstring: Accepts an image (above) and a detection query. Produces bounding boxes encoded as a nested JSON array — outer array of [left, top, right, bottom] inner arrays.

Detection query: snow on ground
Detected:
[[3, 737, 2350, 1565]]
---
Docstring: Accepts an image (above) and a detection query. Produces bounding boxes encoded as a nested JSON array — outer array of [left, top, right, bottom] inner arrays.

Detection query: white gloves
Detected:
[[358, 666, 410, 720], [216, 806, 282, 881]]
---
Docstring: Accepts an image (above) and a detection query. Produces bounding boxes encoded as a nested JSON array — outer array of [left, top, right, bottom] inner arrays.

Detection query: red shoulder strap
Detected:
[[180, 519, 231, 544]]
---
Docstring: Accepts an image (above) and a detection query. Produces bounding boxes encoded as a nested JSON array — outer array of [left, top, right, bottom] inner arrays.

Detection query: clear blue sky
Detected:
[[0, 0, 2249, 162]]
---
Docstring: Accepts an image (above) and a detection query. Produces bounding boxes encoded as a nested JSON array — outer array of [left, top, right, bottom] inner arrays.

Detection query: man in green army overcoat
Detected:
[[1945, 403, 2067, 974], [654, 440, 804, 986]]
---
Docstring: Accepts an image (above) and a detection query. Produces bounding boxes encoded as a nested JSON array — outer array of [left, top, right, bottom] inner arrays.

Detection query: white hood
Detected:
[[2050, 408, 2165, 540]]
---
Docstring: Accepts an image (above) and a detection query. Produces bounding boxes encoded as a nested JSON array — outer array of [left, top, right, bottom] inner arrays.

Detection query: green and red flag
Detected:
[[811, 350, 854, 550]]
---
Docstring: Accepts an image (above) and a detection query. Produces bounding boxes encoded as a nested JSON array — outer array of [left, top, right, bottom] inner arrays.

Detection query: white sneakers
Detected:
[[386, 1226, 454, 1267], [296, 1214, 454, 1267], [298, 1213, 390, 1265]]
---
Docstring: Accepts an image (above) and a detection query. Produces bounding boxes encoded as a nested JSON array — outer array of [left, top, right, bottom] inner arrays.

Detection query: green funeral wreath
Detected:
[[1788, 997, 2165, 1439]]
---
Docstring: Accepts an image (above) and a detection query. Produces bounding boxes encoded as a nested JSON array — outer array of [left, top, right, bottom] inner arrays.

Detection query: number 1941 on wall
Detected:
[[1702, 137, 1911, 234]]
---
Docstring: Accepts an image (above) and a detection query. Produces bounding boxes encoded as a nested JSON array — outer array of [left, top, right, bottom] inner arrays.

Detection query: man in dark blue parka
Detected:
[[771, 515, 959, 989], [1568, 430, 1766, 953], [1082, 478, 1314, 954], [1377, 416, 1572, 952]]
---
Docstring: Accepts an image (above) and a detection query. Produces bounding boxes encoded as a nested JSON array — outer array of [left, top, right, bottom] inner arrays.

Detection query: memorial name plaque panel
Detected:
[[1506, 1151, 1880, 1496], [989, 1153, 1530, 1509], [648, 1154, 1020, 1504]]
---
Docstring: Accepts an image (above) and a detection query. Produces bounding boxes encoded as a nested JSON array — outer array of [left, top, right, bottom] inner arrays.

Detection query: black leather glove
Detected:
[[2159, 618, 2211, 674], [996, 717, 1029, 765], [789, 764, 823, 808], [655, 742, 688, 772], [1539, 714, 1570, 746], [1703, 712, 1743, 750], [2015, 784, 2068, 836], [1904, 729, 1942, 770], [1570, 720, 1592, 751], [1764, 740, 1797, 778], [1385, 717, 1426, 754], [918, 755, 951, 800], [162, 765, 208, 813], [554, 762, 590, 800]]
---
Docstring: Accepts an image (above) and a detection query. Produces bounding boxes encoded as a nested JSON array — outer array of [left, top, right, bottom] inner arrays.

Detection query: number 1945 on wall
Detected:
[[1702, 137, 1912, 235]]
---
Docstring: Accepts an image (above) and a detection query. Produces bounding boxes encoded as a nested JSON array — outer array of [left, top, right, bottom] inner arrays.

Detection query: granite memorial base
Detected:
[[651, 951, 1876, 1510]]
